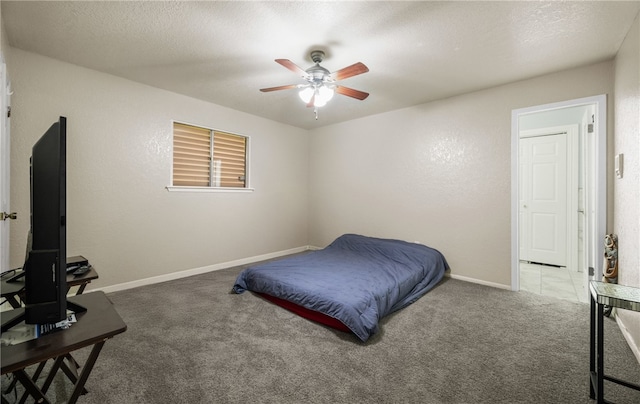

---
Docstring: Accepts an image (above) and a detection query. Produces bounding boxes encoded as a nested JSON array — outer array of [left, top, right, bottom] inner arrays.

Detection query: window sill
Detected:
[[166, 186, 254, 193]]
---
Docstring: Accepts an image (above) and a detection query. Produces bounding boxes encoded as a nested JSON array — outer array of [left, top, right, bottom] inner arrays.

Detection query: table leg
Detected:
[[39, 356, 65, 396], [75, 283, 88, 295], [59, 357, 89, 395], [64, 354, 81, 371], [13, 369, 51, 404], [5, 295, 22, 309], [596, 302, 604, 403], [18, 360, 48, 404], [67, 340, 105, 404], [590, 296, 596, 399], [3, 369, 18, 396]]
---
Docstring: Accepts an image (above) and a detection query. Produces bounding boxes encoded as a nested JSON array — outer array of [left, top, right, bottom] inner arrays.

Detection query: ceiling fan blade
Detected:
[[275, 59, 310, 79], [260, 84, 299, 92], [335, 85, 369, 100], [329, 62, 369, 81]]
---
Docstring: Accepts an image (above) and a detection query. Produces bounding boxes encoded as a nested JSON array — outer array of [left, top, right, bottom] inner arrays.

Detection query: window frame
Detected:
[[167, 120, 253, 193]]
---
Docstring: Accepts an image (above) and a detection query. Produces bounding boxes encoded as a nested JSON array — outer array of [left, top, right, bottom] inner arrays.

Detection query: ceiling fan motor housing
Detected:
[[307, 51, 331, 84], [307, 65, 331, 83]]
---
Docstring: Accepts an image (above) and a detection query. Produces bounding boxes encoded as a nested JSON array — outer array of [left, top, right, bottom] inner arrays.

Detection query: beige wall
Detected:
[[8, 48, 309, 289], [1, 7, 8, 62], [613, 13, 640, 361], [308, 61, 614, 288]]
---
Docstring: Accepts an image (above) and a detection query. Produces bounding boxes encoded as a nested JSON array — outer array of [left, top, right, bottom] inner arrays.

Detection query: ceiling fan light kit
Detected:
[[260, 50, 369, 120], [298, 85, 334, 107]]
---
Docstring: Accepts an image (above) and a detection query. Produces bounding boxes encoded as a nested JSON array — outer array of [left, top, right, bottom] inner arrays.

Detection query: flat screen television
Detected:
[[2, 116, 84, 332], [24, 115, 69, 324]]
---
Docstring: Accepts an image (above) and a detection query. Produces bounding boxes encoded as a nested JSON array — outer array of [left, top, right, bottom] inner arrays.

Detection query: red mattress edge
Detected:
[[257, 292, 352, 334]]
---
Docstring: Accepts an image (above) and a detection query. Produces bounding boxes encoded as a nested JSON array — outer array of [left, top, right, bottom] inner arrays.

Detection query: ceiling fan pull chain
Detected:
[[314, 107, 319, 120]]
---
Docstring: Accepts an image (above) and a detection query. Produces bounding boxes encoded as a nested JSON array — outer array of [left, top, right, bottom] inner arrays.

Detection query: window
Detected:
[[171, 122, 249, 190]]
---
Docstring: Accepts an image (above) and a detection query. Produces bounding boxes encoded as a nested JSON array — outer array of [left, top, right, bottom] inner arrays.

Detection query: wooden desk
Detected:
[[589, 281, 640, 403], [1, 267, 99, 309], [1, 291, 127, 404]]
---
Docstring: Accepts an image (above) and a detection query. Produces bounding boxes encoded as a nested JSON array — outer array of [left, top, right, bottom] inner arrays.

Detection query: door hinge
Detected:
[[6, 106, 10, 118], [587, 123, 594, 133], [0, 212, 17, 221]]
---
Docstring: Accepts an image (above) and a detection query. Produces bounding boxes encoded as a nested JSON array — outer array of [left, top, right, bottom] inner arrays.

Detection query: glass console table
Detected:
[[589, 281, 640, 403]]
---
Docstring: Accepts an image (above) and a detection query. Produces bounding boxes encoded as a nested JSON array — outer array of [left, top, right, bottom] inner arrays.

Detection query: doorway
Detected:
[[511, 95, 607, 302]]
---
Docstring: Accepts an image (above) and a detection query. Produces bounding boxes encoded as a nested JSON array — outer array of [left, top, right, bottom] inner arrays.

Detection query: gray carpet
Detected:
[[3, 262, 640, 403]]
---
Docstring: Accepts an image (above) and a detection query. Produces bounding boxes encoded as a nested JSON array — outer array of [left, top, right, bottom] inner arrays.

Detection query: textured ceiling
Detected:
[[2, 1, 639, 129]]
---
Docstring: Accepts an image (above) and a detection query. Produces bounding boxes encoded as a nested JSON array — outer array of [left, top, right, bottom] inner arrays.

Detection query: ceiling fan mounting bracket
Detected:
[[310, 50, 325, 64]]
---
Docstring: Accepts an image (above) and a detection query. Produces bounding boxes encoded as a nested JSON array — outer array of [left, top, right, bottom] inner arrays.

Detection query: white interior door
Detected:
[[519, 132, 568, 267], [0, 54, 10, 273]]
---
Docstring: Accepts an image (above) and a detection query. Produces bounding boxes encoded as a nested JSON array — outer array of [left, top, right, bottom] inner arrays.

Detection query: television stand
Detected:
[[1, 301, 87, 333], [1, 292, 126, 404]]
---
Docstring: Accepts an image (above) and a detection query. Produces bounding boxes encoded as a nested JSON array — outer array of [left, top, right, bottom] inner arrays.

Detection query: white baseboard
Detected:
[[95, 246, 511, 295], [446, 272, 511, 290], [95, 246, 312, 295]]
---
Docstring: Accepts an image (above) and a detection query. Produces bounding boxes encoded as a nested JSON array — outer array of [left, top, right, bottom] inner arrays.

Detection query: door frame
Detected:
[[0, 52, 10, 274], [511, 94, 607, 292]]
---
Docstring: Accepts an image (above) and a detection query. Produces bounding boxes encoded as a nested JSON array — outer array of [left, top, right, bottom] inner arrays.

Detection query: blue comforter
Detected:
[[232, 234, 449, 341]]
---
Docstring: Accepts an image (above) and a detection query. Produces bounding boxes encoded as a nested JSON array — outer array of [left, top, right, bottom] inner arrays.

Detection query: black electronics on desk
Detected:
[[66, 256, 89, 268]]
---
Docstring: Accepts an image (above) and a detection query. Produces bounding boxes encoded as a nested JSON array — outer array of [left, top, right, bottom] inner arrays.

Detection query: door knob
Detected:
[[0, 212, 17, 221]]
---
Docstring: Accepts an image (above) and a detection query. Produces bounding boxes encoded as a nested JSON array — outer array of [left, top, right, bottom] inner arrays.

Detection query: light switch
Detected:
[[615, 154, 623, 179]]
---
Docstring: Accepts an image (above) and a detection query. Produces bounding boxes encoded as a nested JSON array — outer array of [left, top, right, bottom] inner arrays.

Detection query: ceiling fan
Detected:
[[260, 50, 369, 119]]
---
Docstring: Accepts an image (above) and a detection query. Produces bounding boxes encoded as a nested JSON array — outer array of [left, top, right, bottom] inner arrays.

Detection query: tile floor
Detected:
[[520, 261, 589, 304]]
